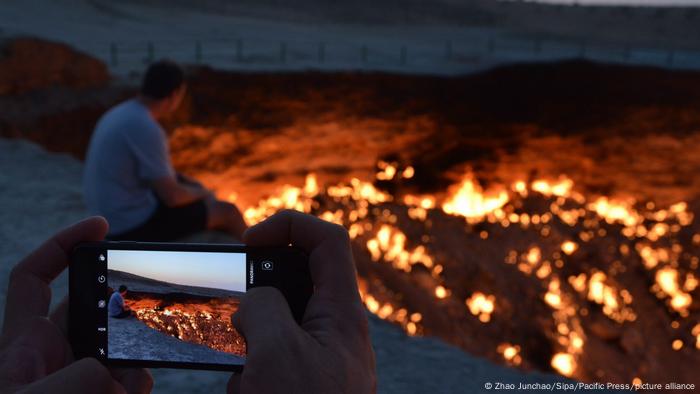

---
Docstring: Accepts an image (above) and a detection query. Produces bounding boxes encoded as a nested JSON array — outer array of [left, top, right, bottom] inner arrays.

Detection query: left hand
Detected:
[[0, 217, 153, 394]]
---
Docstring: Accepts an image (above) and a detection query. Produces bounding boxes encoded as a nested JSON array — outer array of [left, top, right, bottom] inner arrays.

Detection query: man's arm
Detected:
[[151, 175, 210, 207], [119, 295, 130, 312]]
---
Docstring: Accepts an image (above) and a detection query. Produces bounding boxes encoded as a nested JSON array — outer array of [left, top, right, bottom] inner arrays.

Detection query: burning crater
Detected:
[[125, 293, 246, 357], [157, 63, 700, 386], [174, 165, 700, 385]]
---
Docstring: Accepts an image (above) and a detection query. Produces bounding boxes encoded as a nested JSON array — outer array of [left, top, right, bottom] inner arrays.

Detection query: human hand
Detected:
[[0, 217, 153, 394], [227, 210, 376, 394]]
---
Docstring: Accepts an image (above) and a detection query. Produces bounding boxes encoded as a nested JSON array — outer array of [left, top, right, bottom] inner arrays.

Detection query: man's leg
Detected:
[[204, 196, 248, 240]]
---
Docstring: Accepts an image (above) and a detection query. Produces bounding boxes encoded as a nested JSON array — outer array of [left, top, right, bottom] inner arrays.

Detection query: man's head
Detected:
[[140, 60, 186, 117], [118, 285, 128, 296]]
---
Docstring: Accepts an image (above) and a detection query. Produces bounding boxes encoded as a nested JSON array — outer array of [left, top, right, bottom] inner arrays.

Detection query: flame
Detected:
[[551, 352, 576, 377], [531, 177, 574, 197], [655, 267, 693, 316], [403, 194, 436, 221], [365, 224, 434, 272], [435, 285, 450, 299], [589, 197, 642, 228], [672, 339, 684, 350], [243, 174, 320, 224], [561, 241, 578, 255], [442, 175, 508, 222], [466, 292, 496, 323], [376, 161, 398, 181], [497, 343, 522, 366]]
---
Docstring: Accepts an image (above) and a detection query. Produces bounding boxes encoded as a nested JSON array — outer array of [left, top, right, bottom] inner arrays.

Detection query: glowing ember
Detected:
[[693, 324, 700, 349], [365, 224, 434, 272], [588, 197, 642, 228], [561, 241, 578, 255], [672, 339, 684, 351], [531, 177, 574, 198], [435, 285, 449, 299], [655, 267, 693, 316], [466, 292, 496, 323], [551, 352, 576, 377], [497, 343, 522, 366]]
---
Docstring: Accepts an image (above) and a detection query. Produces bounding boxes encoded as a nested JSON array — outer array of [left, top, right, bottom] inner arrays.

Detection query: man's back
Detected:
[[83, 99, 174, 235]]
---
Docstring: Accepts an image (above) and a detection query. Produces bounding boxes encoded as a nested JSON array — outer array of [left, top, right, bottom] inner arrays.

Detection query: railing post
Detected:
[[146, 41, 154, 64], [318, 41, 325, 64], [236, 39, 243, 62], [110, 42, 118, 67], [667, 49, 675, 68], [279, 41, 287, 64], [195, 41, 202, 64]]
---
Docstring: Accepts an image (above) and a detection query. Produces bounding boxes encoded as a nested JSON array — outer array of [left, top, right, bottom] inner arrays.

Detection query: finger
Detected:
[[0, 318, 73, 385], [231, 287, 299, 345], [109, 367, 153, 394], [19, 358, 125, 394], [231, 288, 316, 393], [3, 217, 109, 336], [49, 297, 69, 337], [226, 373, 241, 394], [243, 210, 359, 302]]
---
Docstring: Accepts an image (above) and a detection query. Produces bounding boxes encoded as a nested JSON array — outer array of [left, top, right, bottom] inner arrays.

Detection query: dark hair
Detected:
[[140, 60, 184, 100], [119, 285, 128, 293]]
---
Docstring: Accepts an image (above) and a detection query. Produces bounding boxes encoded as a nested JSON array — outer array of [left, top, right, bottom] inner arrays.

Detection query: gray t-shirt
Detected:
[[83, 99, 175, 235], [108, 291, 125, 317]]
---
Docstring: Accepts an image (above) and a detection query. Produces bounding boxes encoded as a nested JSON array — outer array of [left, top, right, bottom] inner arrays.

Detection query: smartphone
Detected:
[[69, 241, 312, 372]]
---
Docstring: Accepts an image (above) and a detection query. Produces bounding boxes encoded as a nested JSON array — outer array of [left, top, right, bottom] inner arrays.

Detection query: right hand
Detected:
[[227, 210, 376, 393]]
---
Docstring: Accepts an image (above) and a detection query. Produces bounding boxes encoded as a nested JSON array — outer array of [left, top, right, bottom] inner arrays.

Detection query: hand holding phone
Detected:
[[69, 239, 312, 371], [227, 210, 376, 393]]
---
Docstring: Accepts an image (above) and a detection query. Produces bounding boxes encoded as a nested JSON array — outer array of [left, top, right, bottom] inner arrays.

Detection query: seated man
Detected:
[[83, 60, 247, 241], [108, 285, 132, 319]]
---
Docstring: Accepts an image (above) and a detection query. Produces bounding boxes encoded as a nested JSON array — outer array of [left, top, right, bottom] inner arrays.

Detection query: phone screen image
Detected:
[[104, 250, 248, 366]]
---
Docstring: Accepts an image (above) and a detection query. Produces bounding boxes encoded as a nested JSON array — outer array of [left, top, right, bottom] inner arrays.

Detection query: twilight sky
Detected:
[[108, 250, 246, 293]]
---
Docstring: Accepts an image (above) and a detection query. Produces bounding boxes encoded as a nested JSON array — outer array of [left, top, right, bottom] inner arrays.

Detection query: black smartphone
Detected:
[[69, 241, 312, 372]]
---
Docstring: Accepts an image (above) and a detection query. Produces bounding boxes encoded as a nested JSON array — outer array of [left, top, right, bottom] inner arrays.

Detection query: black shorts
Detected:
[[109, 198, 208, 242]]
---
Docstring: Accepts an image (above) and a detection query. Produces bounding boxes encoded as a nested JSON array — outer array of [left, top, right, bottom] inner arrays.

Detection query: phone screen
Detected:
[[102, 249, 249, 366], [70, 242, 310, 371]]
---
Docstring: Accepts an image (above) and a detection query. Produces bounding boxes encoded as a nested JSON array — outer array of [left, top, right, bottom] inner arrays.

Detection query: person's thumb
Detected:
[[229, 287, 310, 393], [231, 287, 303, 351]]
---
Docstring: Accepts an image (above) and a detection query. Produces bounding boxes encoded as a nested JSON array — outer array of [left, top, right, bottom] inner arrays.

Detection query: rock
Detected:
[[0, 37, 110, 95]]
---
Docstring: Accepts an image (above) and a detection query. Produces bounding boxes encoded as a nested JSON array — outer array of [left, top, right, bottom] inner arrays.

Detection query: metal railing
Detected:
[[72, 35, 700, 75]]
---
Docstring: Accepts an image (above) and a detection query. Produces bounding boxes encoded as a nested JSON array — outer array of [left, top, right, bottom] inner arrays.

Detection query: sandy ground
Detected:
[[0, 137, 583, 392]]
